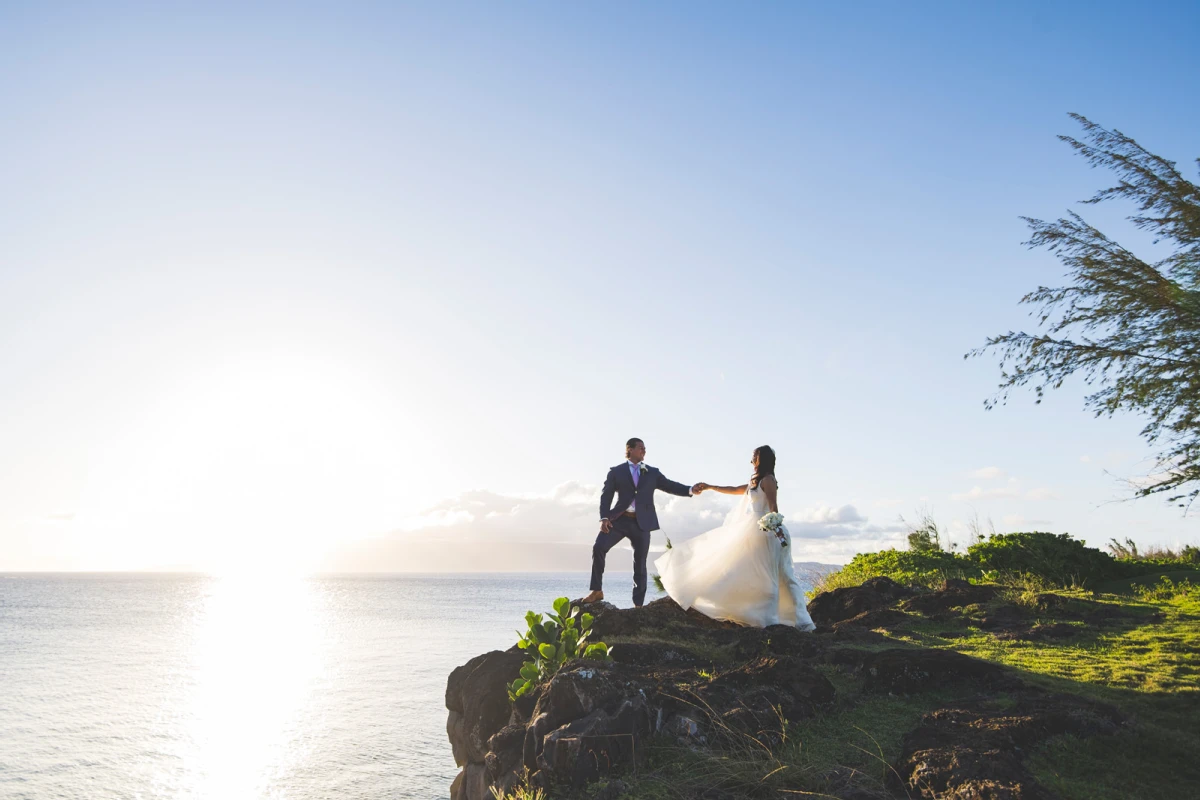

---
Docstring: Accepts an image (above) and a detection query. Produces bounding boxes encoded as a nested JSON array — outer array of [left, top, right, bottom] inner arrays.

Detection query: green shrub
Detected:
[[813, 548, 979, 595], [1107, 538, 1200, 564], [966, 532, 1115, 587], [508, 597, 611, 702], [808, 528, 1200, 598], [1110, 557, 1200, 580], [1133, 576, 1196, 601]]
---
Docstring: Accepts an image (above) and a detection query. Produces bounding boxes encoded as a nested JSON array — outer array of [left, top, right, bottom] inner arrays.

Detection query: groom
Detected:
[[582, 437, 700, 607]]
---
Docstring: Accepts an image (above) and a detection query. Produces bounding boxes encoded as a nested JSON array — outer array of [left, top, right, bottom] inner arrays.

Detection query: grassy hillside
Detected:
[[493, 533, 1198, 800], [567, 588, 1198, 800]]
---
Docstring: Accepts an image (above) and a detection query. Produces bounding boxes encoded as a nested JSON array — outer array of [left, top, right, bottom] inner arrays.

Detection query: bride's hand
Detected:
[[692, 482, 709, 493]]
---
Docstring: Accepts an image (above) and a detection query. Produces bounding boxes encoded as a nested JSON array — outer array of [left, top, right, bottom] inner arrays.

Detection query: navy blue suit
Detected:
[[591, 462, 693, 606]]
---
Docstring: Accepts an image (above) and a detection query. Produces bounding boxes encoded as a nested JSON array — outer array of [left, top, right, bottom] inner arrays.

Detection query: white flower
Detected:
[[757, 512, 788, 547], [638, 463, 649, 474], [757, 512, 785, 531]]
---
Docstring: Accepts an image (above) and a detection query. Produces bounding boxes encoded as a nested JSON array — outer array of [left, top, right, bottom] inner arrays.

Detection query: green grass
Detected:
[[880, 592, 1200, 800], [890, 593, 1200, 693], [571, 589, 1200, 800], [599, 670, 939, 799], [1095, 569, 1200, 595], [607, 631, 741, 666]]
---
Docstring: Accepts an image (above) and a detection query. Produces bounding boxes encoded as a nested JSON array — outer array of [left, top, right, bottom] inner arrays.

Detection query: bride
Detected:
[[654, 445, 816, 630]]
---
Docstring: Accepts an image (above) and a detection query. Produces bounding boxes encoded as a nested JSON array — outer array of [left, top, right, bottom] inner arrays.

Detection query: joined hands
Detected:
[[691, 482, 710, 494]]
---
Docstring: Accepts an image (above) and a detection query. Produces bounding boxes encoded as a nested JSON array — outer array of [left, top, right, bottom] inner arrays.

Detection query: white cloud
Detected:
[[970, 466, 1004, 480], [951, 478, 1021, 502], [1026, 487, 1058, 501], [1000, 514, 1053, 529], [794, 504, 867, 525], [324, 484, 895, 571]]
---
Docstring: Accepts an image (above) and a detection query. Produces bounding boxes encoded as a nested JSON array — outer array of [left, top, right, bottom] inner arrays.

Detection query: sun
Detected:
[[72, 349, 430, 573]]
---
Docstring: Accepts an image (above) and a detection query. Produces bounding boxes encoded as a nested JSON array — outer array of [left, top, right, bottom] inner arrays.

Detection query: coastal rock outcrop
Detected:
[[445, 598, 841, 799], [446, 586, 1127, 799], [446, 649, 528, 768], [830, 647, 1015, 694], [889, 690, 1125, 799], [806, 576, 914, 628]]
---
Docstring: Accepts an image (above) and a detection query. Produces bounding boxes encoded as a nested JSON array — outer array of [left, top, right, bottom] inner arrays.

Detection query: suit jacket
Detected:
[[599, 462, 692, 532]]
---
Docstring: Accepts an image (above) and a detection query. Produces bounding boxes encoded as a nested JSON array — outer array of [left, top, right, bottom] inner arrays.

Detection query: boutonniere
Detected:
[[638, 463, 649, 474]]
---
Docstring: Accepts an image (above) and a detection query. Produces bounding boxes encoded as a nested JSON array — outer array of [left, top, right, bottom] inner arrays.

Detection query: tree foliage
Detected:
[[970, 114, 1200, 508], [903, 507, 945, 553]]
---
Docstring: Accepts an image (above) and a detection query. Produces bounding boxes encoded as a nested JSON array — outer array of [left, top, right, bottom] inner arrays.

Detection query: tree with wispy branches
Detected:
[[970, 114, 1200, 509]]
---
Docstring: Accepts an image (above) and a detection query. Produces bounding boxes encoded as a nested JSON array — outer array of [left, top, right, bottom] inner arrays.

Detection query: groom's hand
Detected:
[[691, 483, 707, 494], [599, 518, 613, 533]]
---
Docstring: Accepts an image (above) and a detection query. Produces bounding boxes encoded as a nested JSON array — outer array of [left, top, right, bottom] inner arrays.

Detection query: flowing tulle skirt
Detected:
[[654, 498, 816, 630]]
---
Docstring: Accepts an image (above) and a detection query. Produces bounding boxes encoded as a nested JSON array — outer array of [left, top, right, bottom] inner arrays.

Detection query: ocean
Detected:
[[0, 571, 812, 799]]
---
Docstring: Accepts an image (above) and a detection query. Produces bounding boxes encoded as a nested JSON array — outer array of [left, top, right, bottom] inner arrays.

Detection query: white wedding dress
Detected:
[[654, 484, 816, 630]]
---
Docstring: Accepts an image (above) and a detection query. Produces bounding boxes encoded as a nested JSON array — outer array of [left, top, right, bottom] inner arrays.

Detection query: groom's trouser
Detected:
[[590, 516, 651, 607]]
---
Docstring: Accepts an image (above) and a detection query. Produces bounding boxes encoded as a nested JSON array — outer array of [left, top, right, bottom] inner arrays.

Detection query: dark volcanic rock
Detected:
[[483, 724, 525, 797], [899, 745, 1050, 799], [733, 623, 827, 659], [807, 576, 914, 628], [445, 649, 526, 764], [998, 622, 1078, 642], [513, 661, 663, 790], [539, 694, 652, 787], [901, 578, 999, 614], [525, 662, 635, 748], [451, 762, 488, 800], [1032, 592, 1071, 613], [447, 594, 833, 799], [890, 691, 1124, 798], [832, 647, 1012, 694], [450, 584, 1128, 799], [832, 607, 910, 632], [703, 655, 836, 718], [977, 604, 1028, 633], [609, 641, 700, 667], [446, 651, 491, 714], [586, 596, 743, 639], [683, 655, 838, 745]]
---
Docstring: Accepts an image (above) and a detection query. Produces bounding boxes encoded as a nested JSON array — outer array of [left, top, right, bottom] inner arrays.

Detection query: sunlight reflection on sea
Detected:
[[0, 572, 653, 800]]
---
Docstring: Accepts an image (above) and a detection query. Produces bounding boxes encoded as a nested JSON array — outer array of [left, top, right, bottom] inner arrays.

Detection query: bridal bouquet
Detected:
[[758, 512, 788, 547]]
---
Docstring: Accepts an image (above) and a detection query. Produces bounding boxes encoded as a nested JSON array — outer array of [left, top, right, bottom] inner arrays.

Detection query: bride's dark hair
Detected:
[[750, 445, 776, 489]]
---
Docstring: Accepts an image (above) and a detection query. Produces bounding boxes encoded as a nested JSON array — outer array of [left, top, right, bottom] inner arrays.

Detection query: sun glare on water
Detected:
[[177, 573, 329, 798]]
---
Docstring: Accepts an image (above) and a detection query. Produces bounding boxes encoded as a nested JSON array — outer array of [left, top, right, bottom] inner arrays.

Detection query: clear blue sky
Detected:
[[2, 2, 1197, 571]]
